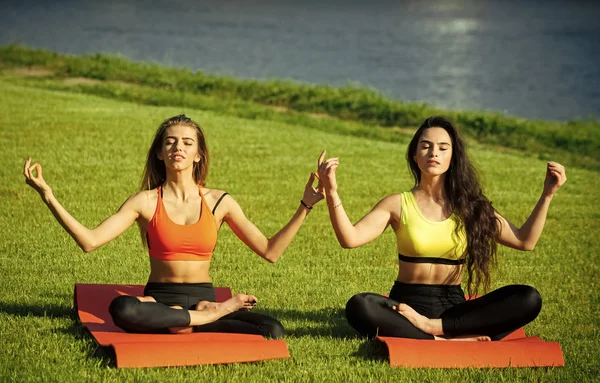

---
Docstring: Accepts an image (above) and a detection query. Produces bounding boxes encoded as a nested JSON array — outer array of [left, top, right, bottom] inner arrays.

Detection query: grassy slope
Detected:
[[1, 44, 599, 171], [0, 78, 598, 382]]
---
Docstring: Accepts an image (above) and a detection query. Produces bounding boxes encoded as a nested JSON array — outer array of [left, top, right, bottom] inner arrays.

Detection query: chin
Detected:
[[421, 168, 448, 177], [166, 163, 188, 171]]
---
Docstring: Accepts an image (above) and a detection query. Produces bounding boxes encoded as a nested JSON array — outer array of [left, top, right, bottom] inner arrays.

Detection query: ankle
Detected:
[[430, 319, 444, 336]]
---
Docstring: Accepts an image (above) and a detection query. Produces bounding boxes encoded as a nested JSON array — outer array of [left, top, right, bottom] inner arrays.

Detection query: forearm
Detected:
[[42, 192, 96, 252], [263, 204, 310, 262], [518, 194, 553, 250], [326, 191, 358, 248]]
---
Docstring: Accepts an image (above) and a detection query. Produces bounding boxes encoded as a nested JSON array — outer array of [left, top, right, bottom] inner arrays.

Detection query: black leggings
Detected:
[[108, 282, 284, 338], [345, 282, 542, 340]]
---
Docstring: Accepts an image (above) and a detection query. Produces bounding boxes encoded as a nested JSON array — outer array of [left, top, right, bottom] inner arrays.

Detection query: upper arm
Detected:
[[221, 195, 270, 257], [346, 194, 400, 248], [88, 192, 145, 250], [494, 211, 528, 250]]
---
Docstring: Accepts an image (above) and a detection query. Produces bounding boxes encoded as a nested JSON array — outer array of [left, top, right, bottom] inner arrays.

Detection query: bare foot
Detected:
[[195, 300, 219, 311], [393, 303, 437, 335], [392, 304, 491, 341], [220, 294, 258, 313]]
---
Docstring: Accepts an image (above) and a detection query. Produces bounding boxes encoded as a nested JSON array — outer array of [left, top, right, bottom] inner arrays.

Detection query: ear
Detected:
[[157, 152, 163, 161], [194, 153, 201, 163], [412, 155, 416, 162]]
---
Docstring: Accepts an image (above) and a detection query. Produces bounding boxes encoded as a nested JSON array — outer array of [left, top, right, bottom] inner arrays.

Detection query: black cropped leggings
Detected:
[[108, 282, 284, 338], [345, 282, 542, 340]]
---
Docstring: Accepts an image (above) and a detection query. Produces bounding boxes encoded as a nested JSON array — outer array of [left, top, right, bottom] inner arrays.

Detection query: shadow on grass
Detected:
[[0, 300, 74, 319], [255, 306, 357, 339], [354, 339, 389, 362], [0, 301, 387, 364], [256, 306, 390, 362], [0, 300, 115, 368], [60, 321, 116, 368]]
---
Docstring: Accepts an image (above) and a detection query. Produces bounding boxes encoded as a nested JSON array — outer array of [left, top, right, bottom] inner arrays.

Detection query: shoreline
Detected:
[[1, 44, 598, 171]]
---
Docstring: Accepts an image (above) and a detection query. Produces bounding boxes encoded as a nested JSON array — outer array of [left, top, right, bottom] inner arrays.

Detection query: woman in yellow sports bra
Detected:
[[317, 116, 567, 340], [23, 114, 324, 336]]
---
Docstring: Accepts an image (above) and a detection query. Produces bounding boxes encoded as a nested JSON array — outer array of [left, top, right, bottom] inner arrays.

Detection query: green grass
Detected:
[[1, 44, 599, 171], [0, 75, 599, 381]]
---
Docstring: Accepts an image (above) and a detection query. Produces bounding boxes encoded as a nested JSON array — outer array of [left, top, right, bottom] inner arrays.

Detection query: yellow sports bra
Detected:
[[395, 191, 467, 265]]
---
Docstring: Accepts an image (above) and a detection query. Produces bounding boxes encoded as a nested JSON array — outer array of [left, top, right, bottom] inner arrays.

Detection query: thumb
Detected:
[[306, 172, 316, 186]]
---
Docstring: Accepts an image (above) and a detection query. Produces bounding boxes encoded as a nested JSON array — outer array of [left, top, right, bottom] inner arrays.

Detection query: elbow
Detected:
[[262, 250, 280, 264], [263, 255, 278, 264], [340, 240, 357, 249], [80, 241, 98, 253], [521, 243, 536, 252]]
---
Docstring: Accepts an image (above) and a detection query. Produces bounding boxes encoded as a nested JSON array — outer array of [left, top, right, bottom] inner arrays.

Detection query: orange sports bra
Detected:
[[146, 186, 225, 261]]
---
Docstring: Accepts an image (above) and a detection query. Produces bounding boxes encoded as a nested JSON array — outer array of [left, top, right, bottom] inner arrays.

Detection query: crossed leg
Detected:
[[345, 284, 542, 341]]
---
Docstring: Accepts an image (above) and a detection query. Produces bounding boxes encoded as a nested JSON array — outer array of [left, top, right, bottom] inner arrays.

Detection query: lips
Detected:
[[427, 160, 440, 166], [171, 154, 185, 161]]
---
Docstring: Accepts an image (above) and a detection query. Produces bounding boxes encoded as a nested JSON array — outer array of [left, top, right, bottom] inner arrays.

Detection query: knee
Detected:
[[506, 285, 542, 321], [345, 293, 379, 322], [520, 285, 542, 318], [109, 295, 140, 327], [345, 293, 380, 335], [262, 317, 285, 339], [345, 293, 369, 318]]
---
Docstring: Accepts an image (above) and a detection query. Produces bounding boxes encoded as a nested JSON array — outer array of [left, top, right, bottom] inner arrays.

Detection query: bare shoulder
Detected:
[[122, 190, 152, 207], [126, 189, 156, 219], [201, 187, 236, 212], [379, 194, 402, 228], [378, 194, 402, 210], [201, 187, 230, 202]]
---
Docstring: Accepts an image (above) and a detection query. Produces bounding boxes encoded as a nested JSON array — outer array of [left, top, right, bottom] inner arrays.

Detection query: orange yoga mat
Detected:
[[375, 293, 564, 368], [377, 326, 564, 368], [74, 283, 290, 368]]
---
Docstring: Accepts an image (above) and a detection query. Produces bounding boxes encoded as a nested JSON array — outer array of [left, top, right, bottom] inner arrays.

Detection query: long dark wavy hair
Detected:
[[140, 114, 210, 191], [406, 116, 499, 296]]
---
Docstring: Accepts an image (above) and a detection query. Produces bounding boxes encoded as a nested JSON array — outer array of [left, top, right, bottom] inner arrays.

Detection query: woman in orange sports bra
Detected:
[[23, 114, 324, 336], [317, 116, 567, 341]]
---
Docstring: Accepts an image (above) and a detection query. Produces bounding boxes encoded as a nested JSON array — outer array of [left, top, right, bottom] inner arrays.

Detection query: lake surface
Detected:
[[1, 0, 599, 121]]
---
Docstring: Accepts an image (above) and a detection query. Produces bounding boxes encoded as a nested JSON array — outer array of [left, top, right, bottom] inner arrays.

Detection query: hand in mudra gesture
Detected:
[[23, 158, 52, 198], [543, 161, 567, 197], [317, 150, 339, 193]]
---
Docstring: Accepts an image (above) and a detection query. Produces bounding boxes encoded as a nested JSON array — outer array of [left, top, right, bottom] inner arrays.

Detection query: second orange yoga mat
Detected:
[[377, 328, 564, 368]]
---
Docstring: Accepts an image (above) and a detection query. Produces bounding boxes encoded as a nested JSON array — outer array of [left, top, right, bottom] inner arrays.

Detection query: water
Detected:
[[1, 0, 599, 121]]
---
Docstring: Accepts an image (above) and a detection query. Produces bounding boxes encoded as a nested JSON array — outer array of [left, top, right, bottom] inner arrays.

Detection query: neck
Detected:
[[163, 169, 199, 200], [416, 174, 446, 201]]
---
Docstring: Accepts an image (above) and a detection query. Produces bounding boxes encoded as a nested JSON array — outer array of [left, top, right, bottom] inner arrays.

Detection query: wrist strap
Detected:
[[300, 200, 313, 210]]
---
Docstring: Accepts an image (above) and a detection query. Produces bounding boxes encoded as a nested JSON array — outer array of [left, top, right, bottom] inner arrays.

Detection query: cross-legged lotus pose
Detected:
[[24, 114, 323, 337], [317, 116, 566, 341]]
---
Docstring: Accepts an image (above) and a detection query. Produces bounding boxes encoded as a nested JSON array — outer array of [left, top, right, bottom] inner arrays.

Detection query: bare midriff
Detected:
[[396, 261, 463, 285], [148, 257, 212, 283]]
